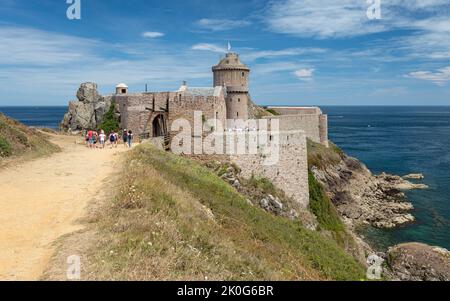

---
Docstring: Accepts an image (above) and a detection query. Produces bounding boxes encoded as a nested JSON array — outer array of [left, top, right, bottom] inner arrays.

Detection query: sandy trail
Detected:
[[0, 134, 127, 280]]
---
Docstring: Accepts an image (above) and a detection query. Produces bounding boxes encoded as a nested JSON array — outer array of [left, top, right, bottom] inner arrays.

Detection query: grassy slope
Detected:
[[307, 139, 364, 257], [0, 113, 60, 164], [307, 138, 344, 170], [82, 144, 365, 280]]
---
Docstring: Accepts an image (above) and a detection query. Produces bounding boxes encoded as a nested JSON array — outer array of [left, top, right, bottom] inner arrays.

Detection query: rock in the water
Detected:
[[378, 172, 429, 190], [403, 173, 425, 180], [386, 243, 450, 281], [60, 82, 114, 132]]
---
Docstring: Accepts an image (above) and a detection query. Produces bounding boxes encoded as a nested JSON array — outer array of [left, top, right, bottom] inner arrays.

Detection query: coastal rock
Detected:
[[60, 82, 114, 132], [377, 173, 429, 190], [403, 173, 425, 180], [386, 243, 450, 281], [311, 154, 419, 230]]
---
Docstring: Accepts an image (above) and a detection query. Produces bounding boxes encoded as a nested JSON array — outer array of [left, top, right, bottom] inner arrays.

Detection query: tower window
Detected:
[[238, 98, 241, 102], [121, 89, 127, 93], [237, 112, 239, 118], [242, 72, 245, 77]]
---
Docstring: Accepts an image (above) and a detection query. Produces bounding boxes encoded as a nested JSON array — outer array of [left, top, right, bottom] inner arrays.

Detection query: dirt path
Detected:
[[0, 134, 128, 280]]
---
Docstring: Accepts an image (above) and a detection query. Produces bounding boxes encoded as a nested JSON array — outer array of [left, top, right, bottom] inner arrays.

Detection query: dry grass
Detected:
[[0, 113, 60, 166]]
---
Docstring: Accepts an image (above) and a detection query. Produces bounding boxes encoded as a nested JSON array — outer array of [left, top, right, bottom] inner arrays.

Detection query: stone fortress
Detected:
[[62, 51, 329, 209]]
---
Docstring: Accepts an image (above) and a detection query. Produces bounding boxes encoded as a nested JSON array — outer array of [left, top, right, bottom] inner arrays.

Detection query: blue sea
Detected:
[[322, 106, 450, 250], [0, 106, 449, 250], [0, 106, 67, 129]]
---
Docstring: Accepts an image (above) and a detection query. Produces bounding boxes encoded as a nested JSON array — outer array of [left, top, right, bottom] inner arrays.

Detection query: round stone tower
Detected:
[[212, 52, 250, 120]]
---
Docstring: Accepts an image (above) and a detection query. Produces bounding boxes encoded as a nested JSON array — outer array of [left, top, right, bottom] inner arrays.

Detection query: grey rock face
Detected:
[[311, 155, 422, 230], [386, 243, 450, 281], [260, 198, 270, 209], [76, 82, 101, 103], [60, 83, 114, 132]]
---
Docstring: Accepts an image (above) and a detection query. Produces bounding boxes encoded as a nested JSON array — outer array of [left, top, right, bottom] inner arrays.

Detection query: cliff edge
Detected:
[[308, 140, 422, 230]]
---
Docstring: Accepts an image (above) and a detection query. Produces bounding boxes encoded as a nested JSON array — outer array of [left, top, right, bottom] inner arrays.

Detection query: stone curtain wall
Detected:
[[117, 92, 227, 136], [169, 94, 227, 136], [262, 107, 329, 147], [267, 107, 321, 115], [264, 115, 323, 145], [230, 130, 310, 208]]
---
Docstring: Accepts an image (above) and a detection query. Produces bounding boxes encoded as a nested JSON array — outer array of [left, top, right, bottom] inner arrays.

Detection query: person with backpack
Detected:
[[123, 129, 128, 147], [109, 131, 117, 148], [127, 130, 134, 148]]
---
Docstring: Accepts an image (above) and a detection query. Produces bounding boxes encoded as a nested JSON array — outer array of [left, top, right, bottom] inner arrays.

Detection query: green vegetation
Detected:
[[0, 113, 60, 163], [307, 140, 359, 252], [0, 137, 12, 157], [80, 144, 365, 280], [308, 171, 345, 233], [99, 101, 120, 134], [307, 139, 344, 170], [265, 108, 280, 116], [248, 175, 283, 199]]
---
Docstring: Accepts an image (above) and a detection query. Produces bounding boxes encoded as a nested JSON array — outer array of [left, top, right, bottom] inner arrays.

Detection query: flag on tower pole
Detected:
[[227, 42, 231, 52]]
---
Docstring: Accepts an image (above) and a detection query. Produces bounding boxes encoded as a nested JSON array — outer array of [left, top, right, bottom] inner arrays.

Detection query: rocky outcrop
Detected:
[[378, 173, 429, 190], [403, 173, 425, 180], [311, 153, 427, 230], [204, 159, 318, 230], [60, 82, 114, 133], [386, 243, 450, 281]]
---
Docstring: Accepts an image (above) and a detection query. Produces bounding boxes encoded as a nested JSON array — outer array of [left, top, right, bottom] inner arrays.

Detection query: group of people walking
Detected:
[[85, 129, 134, 149]]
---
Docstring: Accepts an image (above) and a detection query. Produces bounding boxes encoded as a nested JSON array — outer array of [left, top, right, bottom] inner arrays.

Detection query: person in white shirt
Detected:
[[99, 130, 107, 149]]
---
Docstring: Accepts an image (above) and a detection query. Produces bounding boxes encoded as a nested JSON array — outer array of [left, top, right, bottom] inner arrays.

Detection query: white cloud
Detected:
[[253, 61, 304, 75], [294, 68, 315, 80], [196, 18, 251, 31], [0, 26, 101, 66], [142, 31, 164, 38], [245, 47, 326, 61], [0, 26, 218, 105], [266, 0, 385, 39], [407, 66, 450, 86], [191, 43, 226, 53], [266, 0, 449, 39]]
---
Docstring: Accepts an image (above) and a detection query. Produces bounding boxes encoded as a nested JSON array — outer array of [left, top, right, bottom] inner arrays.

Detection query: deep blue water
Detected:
[[0, 106, 67, 129], [0, 106, 449, 249], [322, 106, 450, 250]]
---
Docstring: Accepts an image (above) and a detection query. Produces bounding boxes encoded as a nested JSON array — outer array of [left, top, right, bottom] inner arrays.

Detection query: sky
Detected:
[[0, 0, 449, 106]]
